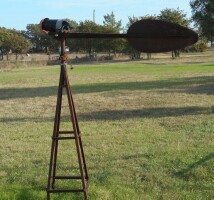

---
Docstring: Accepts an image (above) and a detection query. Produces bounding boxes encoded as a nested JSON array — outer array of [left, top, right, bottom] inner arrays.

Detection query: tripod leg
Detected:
[[63, 66, 89, 197], [64, 68, 89, 180], [47, 192, 50, 200], [46, 37, 89, 199], [47, 66, 64, 193], [52, 73, 64, 188], [79, 136, 89, 180]]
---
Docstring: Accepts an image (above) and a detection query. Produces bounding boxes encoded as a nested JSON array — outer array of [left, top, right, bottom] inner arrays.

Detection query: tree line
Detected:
[[0, 0, 213, 61], [0, 28, 31, 60]]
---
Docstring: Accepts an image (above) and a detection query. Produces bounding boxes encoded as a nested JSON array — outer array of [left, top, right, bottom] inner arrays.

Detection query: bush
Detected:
[[184, 41, 208, 52]]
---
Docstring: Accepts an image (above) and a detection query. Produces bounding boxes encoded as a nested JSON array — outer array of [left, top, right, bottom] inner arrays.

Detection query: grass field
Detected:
[[0, 61, 214, 199]]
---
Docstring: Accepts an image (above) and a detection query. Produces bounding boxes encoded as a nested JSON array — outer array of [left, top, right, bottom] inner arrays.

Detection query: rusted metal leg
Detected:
[[63, 66, 89, 198], [68, 79, 89, 181], [46, 37, 89, 200], [52, 72, 64, 188], [47, 65, 64, 194], [65, 68, 88, 179], [51, 137, 59, 189], [47, 192, 50, 200], [79, 136, 89, 180]]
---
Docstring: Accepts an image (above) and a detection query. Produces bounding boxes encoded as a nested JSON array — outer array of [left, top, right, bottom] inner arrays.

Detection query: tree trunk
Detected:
[[89, 48, 92, 59], [172, 50, 180, 59], [172, 51, 175, 59], [0, 48, 3, 60], [147, 53, 151, 60], [47, 50, 51, 60]]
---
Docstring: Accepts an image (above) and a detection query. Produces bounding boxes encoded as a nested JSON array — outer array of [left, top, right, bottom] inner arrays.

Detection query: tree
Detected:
[[158, 8, 190, 58], [0, 28, 7, 60], [65, 19, 79, 52], [158, 8, 189, 26], [12, 33, 31, 60], [23, 24, 43, 52], [77, 20, 102, 57], [124, 16, 141, 60], [22, 24, 57, 53], [103, 11, 124, 56], [126, 16, 139, 30], [101, 25, 125, 57], [190, 0, 214, 46], [103, 11, 122, 31], [0, 28, 31, 60]]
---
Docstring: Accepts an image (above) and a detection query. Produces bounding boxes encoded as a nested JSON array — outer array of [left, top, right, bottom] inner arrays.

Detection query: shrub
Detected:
[[184, 41, 208, 52]]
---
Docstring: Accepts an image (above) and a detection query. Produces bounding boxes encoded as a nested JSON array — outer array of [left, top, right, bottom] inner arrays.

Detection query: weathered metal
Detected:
[[46, 37, 89, 200], [42, 18, 199, 200], [127, 19, 198, 53], [45, 19, 198, 53]]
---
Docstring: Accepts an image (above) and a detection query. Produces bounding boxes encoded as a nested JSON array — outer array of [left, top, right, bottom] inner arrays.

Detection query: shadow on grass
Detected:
[[0, 86, 58, 100], [79, 106, 207, 121], [0, 106, 208, 123], [174, 152, 214, 179], [0, 76, 214, 100]]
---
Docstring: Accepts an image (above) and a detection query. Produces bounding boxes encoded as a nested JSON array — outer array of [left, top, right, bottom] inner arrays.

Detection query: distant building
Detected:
[[59, 46, 69, 54], [207, 42, 212, 47]]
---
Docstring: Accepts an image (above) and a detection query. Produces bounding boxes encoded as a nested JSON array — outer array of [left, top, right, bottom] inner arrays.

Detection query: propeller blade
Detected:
[[42, 19, 198, 53], [127, 19, 198, 53]]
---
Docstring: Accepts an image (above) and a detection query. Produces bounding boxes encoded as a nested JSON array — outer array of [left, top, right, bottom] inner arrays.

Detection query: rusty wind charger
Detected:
[[40, 18, 198, 200]]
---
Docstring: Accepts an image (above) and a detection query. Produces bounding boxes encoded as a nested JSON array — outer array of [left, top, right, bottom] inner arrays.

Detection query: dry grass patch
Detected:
[[0, 62, 213, 199]]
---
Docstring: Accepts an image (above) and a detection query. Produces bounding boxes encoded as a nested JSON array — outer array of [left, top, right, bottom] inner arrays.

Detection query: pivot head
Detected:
[[40, 18, 72, 34]]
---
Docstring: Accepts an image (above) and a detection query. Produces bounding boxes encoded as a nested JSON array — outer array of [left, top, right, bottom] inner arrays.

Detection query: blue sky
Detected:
[[1, 0, 192, 30]]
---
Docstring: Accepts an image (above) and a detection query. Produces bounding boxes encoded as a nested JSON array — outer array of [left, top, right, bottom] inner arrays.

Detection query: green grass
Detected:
[[0, 62, 214, 200]]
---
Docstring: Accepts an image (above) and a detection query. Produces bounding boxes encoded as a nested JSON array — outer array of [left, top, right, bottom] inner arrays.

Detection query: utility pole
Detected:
[[93, 9, 95, 23]]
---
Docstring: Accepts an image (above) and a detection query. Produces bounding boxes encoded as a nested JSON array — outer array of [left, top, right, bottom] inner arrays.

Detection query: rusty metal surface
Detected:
[[52, 32, 127, 38], [46, 38, 89, 200], [47, 19, 198, 53], [43, 18, 199, 200], [127, 19, 198, 53]]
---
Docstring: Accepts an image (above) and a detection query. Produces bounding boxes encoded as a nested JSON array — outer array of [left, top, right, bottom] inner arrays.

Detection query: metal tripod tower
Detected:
[[46, 37, 89, 200]]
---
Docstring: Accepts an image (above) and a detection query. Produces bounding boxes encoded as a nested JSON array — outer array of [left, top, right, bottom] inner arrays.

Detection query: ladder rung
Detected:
[[47, 189, 84, 193], [52, 137, 75, 140], [58, 131, 74, 134], [55, 176, 82, 179]]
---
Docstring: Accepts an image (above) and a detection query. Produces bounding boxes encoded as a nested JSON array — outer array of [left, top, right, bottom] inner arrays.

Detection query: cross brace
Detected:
[[46, 40, 89, 199]]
